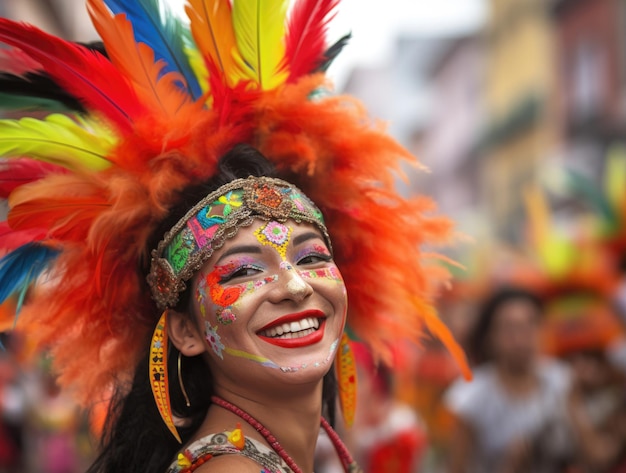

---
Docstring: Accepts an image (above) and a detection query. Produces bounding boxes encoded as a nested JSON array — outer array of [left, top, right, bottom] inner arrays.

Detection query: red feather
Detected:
[[8, 196, 109, 241], [0, 158, 65, 198], [284, 0, 339, 82], [0, 19, 146, 134]]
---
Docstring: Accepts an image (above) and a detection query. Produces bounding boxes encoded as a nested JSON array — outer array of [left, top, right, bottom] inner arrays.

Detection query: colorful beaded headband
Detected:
[[147, 176, 330, 309]]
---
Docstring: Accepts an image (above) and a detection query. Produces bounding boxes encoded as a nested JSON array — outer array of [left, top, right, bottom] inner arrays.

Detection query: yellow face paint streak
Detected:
[[223, 347, 280, 369]]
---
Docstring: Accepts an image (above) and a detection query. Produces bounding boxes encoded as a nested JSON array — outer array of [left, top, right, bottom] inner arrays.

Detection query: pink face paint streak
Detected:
[[298, 266, 343, 283]]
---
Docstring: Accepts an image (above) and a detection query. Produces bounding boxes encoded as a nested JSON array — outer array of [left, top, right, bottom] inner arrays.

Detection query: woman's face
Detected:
[[489, 298, 541, 370], [190, 219, 347, 388]]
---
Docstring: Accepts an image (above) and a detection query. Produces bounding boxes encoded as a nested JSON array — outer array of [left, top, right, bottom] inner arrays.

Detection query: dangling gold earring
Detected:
[[149, 310, 182, 443], [178, 351, 191, 407], [336, 333, 357, 427]]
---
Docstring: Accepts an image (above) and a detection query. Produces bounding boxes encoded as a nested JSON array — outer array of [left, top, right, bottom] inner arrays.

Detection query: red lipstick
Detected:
[[257, 310, 326, 348]]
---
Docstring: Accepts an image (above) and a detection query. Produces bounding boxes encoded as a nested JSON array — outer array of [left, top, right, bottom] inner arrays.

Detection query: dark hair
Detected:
[[468, 286, 543, 365], [87, 144, 338, 473]]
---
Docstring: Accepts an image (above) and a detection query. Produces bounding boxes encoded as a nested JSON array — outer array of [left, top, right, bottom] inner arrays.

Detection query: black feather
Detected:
[[0, 71, 87, 112], [316, 33, 351, 73]]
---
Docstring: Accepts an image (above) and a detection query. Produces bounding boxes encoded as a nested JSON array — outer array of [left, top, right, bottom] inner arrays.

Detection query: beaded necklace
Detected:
[[211, 395, 360, 473]]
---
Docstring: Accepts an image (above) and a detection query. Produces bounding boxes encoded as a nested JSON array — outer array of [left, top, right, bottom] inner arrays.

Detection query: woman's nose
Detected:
[[270, 262, 313, 302]]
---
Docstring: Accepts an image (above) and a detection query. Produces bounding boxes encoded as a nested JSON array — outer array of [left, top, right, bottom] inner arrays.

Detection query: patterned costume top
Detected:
[[167, 430, 292, 473]]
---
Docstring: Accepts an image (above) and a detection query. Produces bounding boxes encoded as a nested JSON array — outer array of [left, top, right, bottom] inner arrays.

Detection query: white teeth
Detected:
[[260, 317, 322, 339]]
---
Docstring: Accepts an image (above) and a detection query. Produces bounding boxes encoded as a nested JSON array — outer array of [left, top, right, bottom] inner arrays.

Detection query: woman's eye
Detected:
[[220, 266, 262, 282], [298, 253, 332, 265]]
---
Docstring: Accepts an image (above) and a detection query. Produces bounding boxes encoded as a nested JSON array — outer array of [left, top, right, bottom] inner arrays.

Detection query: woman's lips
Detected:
[[257, 310, 326, 348]]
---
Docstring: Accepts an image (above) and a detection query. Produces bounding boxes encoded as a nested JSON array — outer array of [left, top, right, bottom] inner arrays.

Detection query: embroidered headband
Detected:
[[147, 176, 330, 309]]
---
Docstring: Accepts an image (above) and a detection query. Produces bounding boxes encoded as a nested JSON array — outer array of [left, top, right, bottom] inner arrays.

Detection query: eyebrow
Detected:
[[216, 245, 262, 263], [293, 231, 324, 246]]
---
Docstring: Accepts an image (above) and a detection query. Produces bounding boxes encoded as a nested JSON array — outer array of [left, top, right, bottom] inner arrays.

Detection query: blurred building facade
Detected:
[[419, 34, 486, 240], [551, 0, 626, 182], [480, 0, 559, 244]]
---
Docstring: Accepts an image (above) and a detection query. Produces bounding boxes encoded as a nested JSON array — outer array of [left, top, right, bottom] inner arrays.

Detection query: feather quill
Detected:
[[185, 0, 243, 88], [0, 114, 116, 172], [0, 19, 145, 133], [101, 0, 202, 99], [0, 243, 59, 305], [232, 0, 289, 89], [87, 0, 190, 116], [284, 0, 339, 82]]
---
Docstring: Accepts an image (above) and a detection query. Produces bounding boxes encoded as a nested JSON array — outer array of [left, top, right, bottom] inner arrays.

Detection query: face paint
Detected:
[[299, 267, 343, 283], [222, 338, 341, 373], [294, 244, 331, 262], [197, 259, 257, 325], [191, 221, 347, 383], [205, 323, 225, 359], [254, 221, 292, 259]]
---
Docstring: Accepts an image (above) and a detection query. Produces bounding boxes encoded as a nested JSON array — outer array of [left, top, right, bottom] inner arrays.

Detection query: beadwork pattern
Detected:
[[148, 177, 329, 309]]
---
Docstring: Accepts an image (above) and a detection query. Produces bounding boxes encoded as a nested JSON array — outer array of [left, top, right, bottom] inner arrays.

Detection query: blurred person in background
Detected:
[[542, 295, 626, 473], [444, 286, 573, 473]]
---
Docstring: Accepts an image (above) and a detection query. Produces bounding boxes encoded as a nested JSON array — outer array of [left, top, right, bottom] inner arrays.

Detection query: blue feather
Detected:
[[0, 243, 60, 307], [104, 0, 203, 99]]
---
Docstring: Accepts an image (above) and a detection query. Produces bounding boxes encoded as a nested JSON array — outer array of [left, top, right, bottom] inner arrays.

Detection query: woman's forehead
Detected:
[[213, 219, 325, 258]]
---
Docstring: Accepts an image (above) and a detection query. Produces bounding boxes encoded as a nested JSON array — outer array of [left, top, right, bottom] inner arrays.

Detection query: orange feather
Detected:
[[87, 0, 190, 117], [185, 0, 242, 87]]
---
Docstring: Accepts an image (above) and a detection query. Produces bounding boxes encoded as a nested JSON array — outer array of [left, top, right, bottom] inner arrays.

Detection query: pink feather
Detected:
[[284, 0, 339, 82], [0, 19, 146, 134], [0, 47, 42, 74], [0, 158, 65, 198], [0, 222, 45, 254]]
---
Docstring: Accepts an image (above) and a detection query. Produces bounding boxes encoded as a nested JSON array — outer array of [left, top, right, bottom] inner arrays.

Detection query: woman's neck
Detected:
[[495, 360, 539, 397], [198, 382, 324, 473]]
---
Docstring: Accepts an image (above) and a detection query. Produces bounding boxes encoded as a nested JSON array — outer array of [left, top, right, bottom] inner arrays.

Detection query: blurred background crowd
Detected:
[[2, 0, 626, 472]]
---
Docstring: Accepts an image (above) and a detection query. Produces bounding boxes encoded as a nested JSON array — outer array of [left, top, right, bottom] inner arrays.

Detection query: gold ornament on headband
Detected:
[[147, 176, 330, 309]]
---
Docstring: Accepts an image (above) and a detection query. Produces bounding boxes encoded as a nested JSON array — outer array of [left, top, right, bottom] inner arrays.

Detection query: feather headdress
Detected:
[[0, 0, 469, 407]]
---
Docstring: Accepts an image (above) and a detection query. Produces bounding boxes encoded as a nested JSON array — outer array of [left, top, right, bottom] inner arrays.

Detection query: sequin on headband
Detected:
[[147, 176, 329, 309]]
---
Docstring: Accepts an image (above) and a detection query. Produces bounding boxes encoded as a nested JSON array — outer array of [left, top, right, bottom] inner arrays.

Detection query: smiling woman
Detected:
[[0, 0, 469, 472]]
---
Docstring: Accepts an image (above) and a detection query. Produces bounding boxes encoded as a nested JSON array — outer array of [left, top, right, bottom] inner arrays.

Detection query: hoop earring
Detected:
[[149, 311, 182, 443], [178, 351, 191, 407], [336, 333, 357, 427]]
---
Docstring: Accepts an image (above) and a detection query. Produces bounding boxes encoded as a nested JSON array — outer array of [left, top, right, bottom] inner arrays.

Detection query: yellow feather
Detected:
[[184, 45, 209, 94], [0, 114, 115, 172], [232, 0, 289, 89], [604, 144, 626, 217]]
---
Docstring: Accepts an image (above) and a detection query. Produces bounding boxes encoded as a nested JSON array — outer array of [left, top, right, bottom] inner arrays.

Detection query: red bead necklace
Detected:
[[211, 395, 357, 473]]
